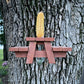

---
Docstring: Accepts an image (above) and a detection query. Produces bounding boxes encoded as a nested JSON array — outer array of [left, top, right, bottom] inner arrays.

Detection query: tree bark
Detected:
[[3, 43, 8, 60], [2, 0, 84, 84]]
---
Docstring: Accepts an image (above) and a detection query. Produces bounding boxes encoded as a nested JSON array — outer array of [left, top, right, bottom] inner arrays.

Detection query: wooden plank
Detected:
[[26, 37, 36, 41], [26, 42, 36, 64], [44, 42, 55, 63], [18, 47, 28, 51], [52, 47, 72, 51], [9, 46, 72, 52], [9, 47, 19, 51], [15, 51, 46, 58], [35, 50, 47, 57], [9, 47, 28, 51], [14, 51, 66, 58], [26, 37, 54, 42], [36, 38, 45, 41], [44, 38, 54, 41], [37, 42, 44, 45], [15, 52, 27, 57], [54, 52, 66, 57]]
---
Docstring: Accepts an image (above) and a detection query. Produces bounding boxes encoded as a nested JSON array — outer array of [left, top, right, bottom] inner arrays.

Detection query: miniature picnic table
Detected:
[[9, 37, 72, 64]]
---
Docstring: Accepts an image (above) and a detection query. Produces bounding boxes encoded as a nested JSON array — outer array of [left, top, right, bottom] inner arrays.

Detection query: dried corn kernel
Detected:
[[36, 12, 44, 37]]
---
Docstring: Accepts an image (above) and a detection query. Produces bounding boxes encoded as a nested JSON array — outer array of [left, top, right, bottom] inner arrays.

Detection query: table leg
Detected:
[[44, 42, 55, 63], [26, 42, 36, 64]]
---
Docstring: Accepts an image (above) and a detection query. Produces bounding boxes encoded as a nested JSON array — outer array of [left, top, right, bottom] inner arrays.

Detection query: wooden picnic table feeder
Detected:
[[9, 12, 72, 64]]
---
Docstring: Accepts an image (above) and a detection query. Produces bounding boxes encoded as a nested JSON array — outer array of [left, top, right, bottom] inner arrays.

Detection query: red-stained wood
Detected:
[[14, 51, 67, 58], [44, 42, 55, 63], [18, 47, 28, 51], [15, 52, 27, 57], [9, 37, 72, 64], [9, 46, 72, 52], [26, 37, 36, 41], [26, 42, 36, 64], [52, 47, 72, 51], [9, 47, 18, 51], [54, 52, 66, 57], [44, 38, 54, 41], [9, 47, 28, 51], [26, 37, 54, 42], [15, 51, 47, 58], [37, 42, 44, 45], [36, 38, 45, 41], [35, 50, 47, 57]]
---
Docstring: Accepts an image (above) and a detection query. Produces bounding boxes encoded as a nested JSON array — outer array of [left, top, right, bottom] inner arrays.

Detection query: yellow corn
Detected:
[[6, 0, 10, 4], [36, 12, 44, 37]]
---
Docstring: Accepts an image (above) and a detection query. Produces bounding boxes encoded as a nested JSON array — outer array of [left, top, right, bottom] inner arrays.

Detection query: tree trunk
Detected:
[[0, 0, 8, 61], [3, 43, 8, 61], [2, 0, 84, 84]]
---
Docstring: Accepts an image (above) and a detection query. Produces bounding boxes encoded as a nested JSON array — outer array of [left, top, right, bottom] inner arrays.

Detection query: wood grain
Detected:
[[44, 42, 55, 63], [26, 42, 36, 64]]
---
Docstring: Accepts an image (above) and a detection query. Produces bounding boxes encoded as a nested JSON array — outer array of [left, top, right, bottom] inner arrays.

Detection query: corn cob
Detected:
[[36, 12, 44, 37], [6, 0, 10, 4]]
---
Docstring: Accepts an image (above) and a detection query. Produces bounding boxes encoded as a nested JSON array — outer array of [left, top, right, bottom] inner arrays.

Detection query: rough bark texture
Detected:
[[3, 43, 8, 60], [2, 0, 84, 84]]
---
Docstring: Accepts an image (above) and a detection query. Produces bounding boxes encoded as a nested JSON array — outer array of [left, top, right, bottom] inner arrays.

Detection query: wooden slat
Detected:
[[36, 38, 45, 41], [44, 42, 55, 63], [26, 37, 36, 41], [54, 52, 66, 57], [35, 51, 46, 57], [15, 51, 46, 58], [14, 51, 66, 58], [52, 47, 72, 51], [44, 38, 54, 41], [18, 47, 28, 51], [26, 42, 36, 64], [15, 52, 27, 57], [9, 47, 19, 51], [26, 37, 54, 42], [9, 47, 28, 51], [9, 46, 72, 52]]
